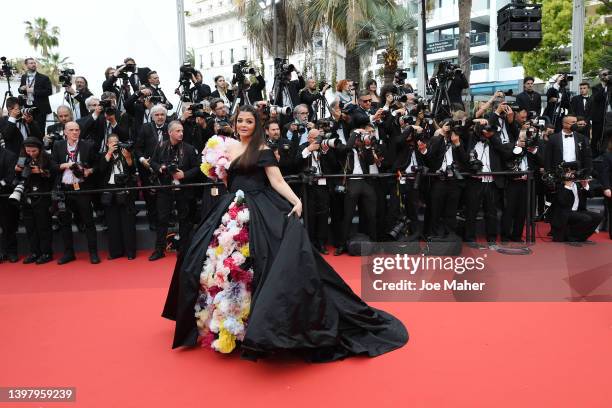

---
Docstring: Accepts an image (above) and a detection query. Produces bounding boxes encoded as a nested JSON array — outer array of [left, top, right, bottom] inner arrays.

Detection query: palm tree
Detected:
[[24, 18, 60, 57], [355, 4, 416, 85], [234, 0, 315, 59], [457, 0, 472, 83], [307, 0, 396, 83], [186, 47, 196, 67], [38, 53, 71, 92]]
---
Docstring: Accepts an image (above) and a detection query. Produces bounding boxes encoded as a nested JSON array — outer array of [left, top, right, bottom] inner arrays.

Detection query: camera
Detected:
[[400, 115, 416, 126], [70, 162, 85, 179], [393, 94, 409, 103], [149, 95, 163, 105], [48, 132, 64, 142], [180, 62, 197, 82], [467, 150, 484, 173], [395, 69, 408, 82], [1, 56, 14, 78], [20, 107, 37, 116], [51, 190, 67, 215], [439, 164, 463, 180], [436, 60, 461, 80], [99, 99, 116, 115], [315, 132, 343, 149], [263, 105, 291, 116], [117, 140, 134, 150], [557, 72, 574, 87], [233, 60, 255, 76], [59, 68, 75, 86]]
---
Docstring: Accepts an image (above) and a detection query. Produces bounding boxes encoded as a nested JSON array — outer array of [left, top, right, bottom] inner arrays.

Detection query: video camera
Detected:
[[180, 62, 197, 82], [436, 60, 462, 80], [59, 68, 75, 87], [0, 56, 14, 78], [274, 58, 295, 81], [557, 72, 574, 88], [395, 69, 409, 83], [99, 99, 116, 115], [542, 161, 590, 191]]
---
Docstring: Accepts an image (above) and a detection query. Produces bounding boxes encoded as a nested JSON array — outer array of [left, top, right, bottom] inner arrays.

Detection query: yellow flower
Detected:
[[240, 244, 249, 258], [215, 245, 224, 256], [216, 327, 236, 353], [206, 137, 220, 149], [200, 162, 212, 175]]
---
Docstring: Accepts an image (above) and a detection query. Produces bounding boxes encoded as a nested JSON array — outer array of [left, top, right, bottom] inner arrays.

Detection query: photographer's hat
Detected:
[[23, 137, 43, 149]]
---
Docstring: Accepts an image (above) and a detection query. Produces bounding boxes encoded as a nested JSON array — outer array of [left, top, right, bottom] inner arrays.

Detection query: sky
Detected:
[[0, 0, 183, 110]]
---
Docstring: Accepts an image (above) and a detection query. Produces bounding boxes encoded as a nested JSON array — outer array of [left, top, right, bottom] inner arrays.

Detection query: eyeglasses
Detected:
[[360, 99, 372, 103]]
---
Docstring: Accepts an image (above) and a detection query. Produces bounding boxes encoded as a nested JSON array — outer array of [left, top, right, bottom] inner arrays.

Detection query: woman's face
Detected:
[[236, 111, 256, 140], [369, 82, 377, 92]]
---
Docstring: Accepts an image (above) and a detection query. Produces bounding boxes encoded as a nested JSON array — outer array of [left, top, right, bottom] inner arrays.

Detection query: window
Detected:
[[210, 52, 214, 67], [230, 48, 234, 64], [220, 50, 224, 65], [209, 29, 214, 44]]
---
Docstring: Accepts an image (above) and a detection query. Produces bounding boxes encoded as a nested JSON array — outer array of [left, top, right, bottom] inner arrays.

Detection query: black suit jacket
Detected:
[[272, 76, 305, 108], [545, 132, 593, 174], [516, 91, 542, 115], [19, 72, 52, 114], [0, 117, 44, 155], [0, 147, 17, 193], [146, 86, 173, 110], [569, 95, 591, 119], [190, 82, 212, 103], [211, 89, 235, 103], [424, 134, 468, 172], [128, 67, 151, 93], [590, 84, 612, 124], [136, 122, 168, 163], [78, 112, 130, 152], [600, 151, 612, 191], [65, 89, 93, 119], [150, 141, 201, 195], [51, 139, 99, 189], [551, 182, 594, 241]]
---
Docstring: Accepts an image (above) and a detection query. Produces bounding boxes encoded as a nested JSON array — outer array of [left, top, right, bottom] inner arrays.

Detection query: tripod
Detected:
[[430, 75, 453, 121], [269, 71, 293, 110], [313, 92, 331, 121], [1, 74, 14, 112], [175, 80, 193, 115]]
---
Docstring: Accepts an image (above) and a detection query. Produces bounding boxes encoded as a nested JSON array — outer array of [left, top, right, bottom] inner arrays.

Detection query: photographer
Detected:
[[284, 104, 312, 145], [135, 104, 169, 230], [15, 137, 58, 264], [188, 71, 211, 103], [431, 61, 468, 111], [44, 106, 73, 151], [298, 127, 342, 254], [80, 92, 130, 154], [210, 98, 230, 124], [0, 96, 44, 155], [334, 124, 381, 255], [236, 71, 265, 106], [103, 65, 133, 110], [421, 125, 468, 237], [149, 121, 201, 261], [145, 71, 173, 111], [271, 59, 305, 109], [516, 77, 542, 115], [124, 87, 156, 136], [550, 162, 601, 244], [335, 79, 354, 107], [51, 121, 100, 265], [393, 70, 414, 97], [64, 76, 93, 120], [179, 102, 212, 154], [543, 74, 572, 132], [591, 69, 612, 157], [99, 134, 136, 260], [545, 115, 592, 175], [569, 82, 591, 122], [211, 75, 235, 105], [300, 78, 331, 121], [122, 57, 151, 93], [0, 145, 18, 263], [19, 58, 52, 131]]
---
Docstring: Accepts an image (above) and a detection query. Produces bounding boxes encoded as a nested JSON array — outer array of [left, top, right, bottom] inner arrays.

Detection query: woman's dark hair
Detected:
[[365, 79, 378, 95], [380, 84, 396, 102], [20, 145, 49, 169], [232, 105, 266, 169]]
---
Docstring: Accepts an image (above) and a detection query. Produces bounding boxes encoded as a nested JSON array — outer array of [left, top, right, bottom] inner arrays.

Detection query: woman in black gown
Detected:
[[162, 105, 408, 362]]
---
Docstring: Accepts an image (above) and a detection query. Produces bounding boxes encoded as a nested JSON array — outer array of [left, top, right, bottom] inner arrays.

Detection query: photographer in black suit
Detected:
[[0, 96, 44, 155], [135, 104, 169, 231], [189, 71, 211, 103], [64, 76, 93, 120], [148, 121, 201, 261], [44, 106, 73, 151], [103, 65, 133, 111], [145, 71, 173, 111], [545, 115, 593, 175], [19, 58, 52, 131], [99, 134, 137, 260], [124, 87, 157, 137], [16, 137, 58, 265], [0, 145, 18, 263], [235, 72, 265, 106], [51, 121, 100, 265], [122, 57, 150, 93], [79, 92, 130, 153], [516, 76, 542, 115], [591, 69, 612, 157]]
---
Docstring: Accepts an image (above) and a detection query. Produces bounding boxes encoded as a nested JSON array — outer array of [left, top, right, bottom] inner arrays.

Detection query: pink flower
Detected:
[[200, 331, 216, 348], [228, 206, 240, 220], [208, 285, 222, 298]]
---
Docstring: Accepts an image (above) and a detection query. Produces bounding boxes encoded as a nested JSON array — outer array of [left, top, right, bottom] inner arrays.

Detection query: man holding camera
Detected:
[[149, 121, 201, 261], [300, 78, 331, 121], [103, 65, 133, 109], [19, 58, 52, 131], [516, 77, 542, 115], [124, 87, 157, 136], [0, 96, 44, 155], [120, 57, 151, 94], [64, 76, 93, 120], [51, 121, 100, 264], [271, 61, 305, 109], [16, 137, 58, 264], [79, 92, 130, 154], [188, 71, 211, 103], [544, 74, 572, 132], [145, 71, 173, 111], [591, 69, 612, 157], [45, 106, 73, 150], [545, 115, 593, 175], [236, 71, 265, 106], [0, 144, 18, 263]]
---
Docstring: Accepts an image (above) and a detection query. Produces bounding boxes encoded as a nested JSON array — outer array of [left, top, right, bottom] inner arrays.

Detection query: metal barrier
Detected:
[[1, 171, 536, 243]]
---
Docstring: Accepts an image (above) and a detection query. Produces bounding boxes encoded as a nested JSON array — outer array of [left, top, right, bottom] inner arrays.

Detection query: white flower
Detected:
[[237, 209, 249, 224], [235, 190, 245, 200], [223, 316, 245, 336], [231, 252, 246, 266], [221, 213, 230, 224]]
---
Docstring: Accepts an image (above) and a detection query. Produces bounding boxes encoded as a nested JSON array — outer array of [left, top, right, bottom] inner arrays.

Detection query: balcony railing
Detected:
[[425, 32, 488, 54]]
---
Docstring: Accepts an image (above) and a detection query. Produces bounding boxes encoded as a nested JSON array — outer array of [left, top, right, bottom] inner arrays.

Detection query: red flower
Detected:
[[199, 331, 216, 347], [233, 228, 249, 244], [228, 206, 240, 220], [230, 267, 252, 284], [208, 285, 222, 297]]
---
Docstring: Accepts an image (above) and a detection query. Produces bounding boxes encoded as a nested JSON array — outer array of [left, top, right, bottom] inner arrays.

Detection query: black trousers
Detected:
[[387, 179, 420, 236], [328, 182, 345, 247], [156, 189, 192, 251], [141, 172, 158, 227], [591, 121, 604, 157], [429, 179, 461, 236], [58, 189, 97, 254], [501, 179, 528, 242], [0, 197, 19, 256], [566, 210, 602, 242], [306, 184, 330, 245], [33, 109, 47, 135], [464, 179, 498, 242], [22, 196, 53, 256], [104, 194, 136, 258], [341, 179, 377, 244]]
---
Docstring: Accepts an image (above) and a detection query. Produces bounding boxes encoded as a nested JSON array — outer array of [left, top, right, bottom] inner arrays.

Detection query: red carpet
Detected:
[[1, 249, 611, 407]]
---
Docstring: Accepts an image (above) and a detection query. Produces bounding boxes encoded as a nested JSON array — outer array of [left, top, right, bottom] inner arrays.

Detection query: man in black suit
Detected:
[[188, 71, 211, 103], [44, 105, 73, 151], [0, 145, 18, 263], [122, 57, 151, 94], [543, 74, 571, 132], [515, 76, 542, 115], [0, 96, 43, 155], [551, 164, 601, 244], [570, 82, 591, 119], [545, 115, 593, 175], [64, 76, 93, 120], [145, 71, 173, 111], [590, 69, 612, 157], [135, 104, 169, 230], [236, 73, 265, 106], [148, 121, 201, 261], [78, 92, 130, 153], [19, 58, 52, 131], [51, 121, 100, 264], [271, 69, 305, 110]]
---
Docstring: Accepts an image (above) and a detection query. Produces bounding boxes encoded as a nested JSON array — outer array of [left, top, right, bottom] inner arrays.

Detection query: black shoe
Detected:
[[580, 240, 596, 245], [58, 253, 76, 265], [565, 242, 582, 247], [8, 254, 19, 263], [36, 254, 53, 265], [334, 246, 346, 256], [90, 253, 101, 264], [107, 254, 123, 260], [319, 246, 329, 255], [127, 254, 136, 260], [149, 250, 165, 261], [0, 254, 5, 263], [23, 254, 39, 264]]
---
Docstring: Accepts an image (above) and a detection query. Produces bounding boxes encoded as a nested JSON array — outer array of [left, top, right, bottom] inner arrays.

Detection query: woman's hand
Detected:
[[288, 200, 302, 218]]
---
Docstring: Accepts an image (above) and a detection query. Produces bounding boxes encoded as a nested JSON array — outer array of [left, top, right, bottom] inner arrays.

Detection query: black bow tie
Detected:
[[564, 133, 573, 138]]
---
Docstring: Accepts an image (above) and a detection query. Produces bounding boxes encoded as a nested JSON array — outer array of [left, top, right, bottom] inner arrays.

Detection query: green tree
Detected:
[[186, 48, 196, 67], [355, 4, 416, 85], [24, 18, 60, 57], [511, 0, 612, 79]]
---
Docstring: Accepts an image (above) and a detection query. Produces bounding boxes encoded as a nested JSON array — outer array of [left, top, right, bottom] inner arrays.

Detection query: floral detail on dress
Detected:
[[195, 190, 253, 353], [200, 135, 239, 182]]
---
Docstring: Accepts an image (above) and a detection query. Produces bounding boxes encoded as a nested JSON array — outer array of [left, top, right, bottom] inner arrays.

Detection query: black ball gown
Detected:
[[162, 148, 407, 362]]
